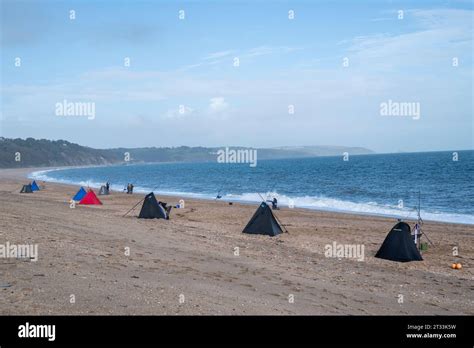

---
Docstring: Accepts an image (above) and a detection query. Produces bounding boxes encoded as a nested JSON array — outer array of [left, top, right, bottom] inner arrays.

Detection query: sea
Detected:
[[30, 150, 474, 225]]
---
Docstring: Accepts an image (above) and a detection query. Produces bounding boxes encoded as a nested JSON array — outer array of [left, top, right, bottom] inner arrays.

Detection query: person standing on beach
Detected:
[[267, 197, 279, 210]]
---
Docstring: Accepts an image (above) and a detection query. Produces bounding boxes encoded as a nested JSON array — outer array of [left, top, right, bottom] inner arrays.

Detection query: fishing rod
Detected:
[[214, 186, 223, 200], [416, 191, 434, 246], [122, 198, 145, 217], [266, 184, 275, 199], [258, 192, 288, 233], [215, 173, 230, 200]]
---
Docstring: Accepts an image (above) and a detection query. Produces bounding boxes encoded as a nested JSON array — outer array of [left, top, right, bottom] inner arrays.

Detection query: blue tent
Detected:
[[31, 180, 40, 191], [72, 187, 87, 201]]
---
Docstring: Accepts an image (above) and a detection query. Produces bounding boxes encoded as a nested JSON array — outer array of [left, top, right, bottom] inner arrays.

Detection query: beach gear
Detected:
[[99, 185, 109, 195], [138, 192, 168, 219], [20, 184, 33, 193], [242, 202, 283, 237], [79, 190, 102, 205], [30, 180, 40, 191], [375, 221, 423, 262], [413, 191, 434, 249], [72, 187, 87, 201], [452, 263, 462, 269]]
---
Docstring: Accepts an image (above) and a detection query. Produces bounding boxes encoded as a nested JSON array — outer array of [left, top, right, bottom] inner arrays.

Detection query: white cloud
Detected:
[[203, 50, 234, 60], [2, 8, 471, 152], [242, 45, 302, 58], [345, 8, 472, 70], [208, 97, 229, 113], [177, 45, 302, 72]]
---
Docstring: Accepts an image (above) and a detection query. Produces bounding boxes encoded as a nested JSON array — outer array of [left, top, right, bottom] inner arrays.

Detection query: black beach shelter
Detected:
[[20, 184, 33, 193], [138, 193, 168, 219], [375, 221, 423, 262], [243, 202, 283, 237]]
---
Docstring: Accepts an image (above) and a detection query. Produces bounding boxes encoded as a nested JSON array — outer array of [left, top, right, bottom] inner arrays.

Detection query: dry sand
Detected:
[[0, 167, 472, 315]]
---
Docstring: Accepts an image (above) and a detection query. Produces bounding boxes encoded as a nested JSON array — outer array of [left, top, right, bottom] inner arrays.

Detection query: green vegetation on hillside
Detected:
[[0, 137, 374, 168]]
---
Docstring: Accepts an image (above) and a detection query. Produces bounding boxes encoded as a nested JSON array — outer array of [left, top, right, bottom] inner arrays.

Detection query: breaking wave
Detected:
[[29, 167, 474, 225]]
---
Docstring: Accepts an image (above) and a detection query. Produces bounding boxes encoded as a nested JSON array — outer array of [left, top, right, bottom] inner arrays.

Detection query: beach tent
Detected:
[[79, 190, 102, 205], [72, 187, 87, 201], [138, 193, 168, 219], [99, 185, 109, 195], [375, 221, 423, 262], [30, 180, 40, 191], [242, 202, 283, 237], [20, 184, 33, 193]]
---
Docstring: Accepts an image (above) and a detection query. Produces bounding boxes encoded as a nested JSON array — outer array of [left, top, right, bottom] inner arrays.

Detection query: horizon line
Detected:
[[1, 136, 473, 155]]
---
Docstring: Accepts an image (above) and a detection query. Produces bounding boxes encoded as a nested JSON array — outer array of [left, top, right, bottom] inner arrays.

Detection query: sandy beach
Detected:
[[0, 167, 472, 315]]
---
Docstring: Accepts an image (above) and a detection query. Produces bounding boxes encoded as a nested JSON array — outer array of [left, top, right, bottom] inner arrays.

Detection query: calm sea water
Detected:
[[31, 151, 474, 224]]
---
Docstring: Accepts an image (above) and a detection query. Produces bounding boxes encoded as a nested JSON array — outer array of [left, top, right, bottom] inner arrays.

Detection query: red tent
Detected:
[[79, 190, 102, 205]]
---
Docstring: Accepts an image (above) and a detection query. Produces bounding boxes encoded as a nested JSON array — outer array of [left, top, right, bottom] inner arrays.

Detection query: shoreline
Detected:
[[21, 165, 474, 226]]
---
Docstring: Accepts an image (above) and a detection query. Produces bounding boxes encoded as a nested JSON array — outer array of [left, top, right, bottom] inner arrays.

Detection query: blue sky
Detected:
[[1, 0, 472, 152]]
